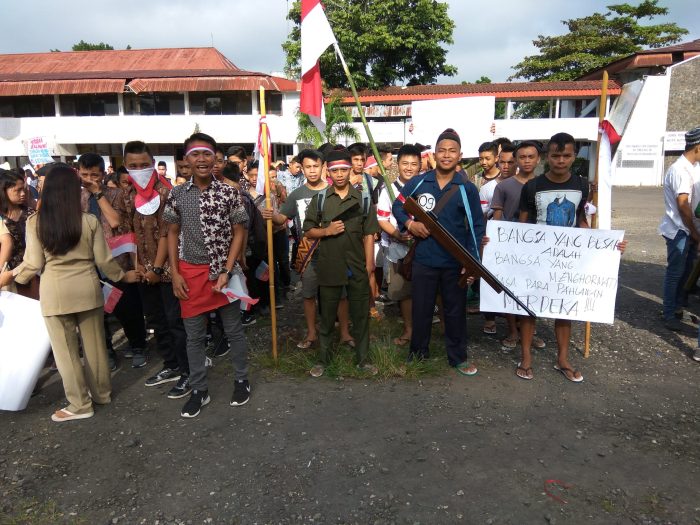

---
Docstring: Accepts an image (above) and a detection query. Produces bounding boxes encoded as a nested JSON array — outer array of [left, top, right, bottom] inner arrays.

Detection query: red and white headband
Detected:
[[327, 160, 352, 170], [185, 146, 215, 157]]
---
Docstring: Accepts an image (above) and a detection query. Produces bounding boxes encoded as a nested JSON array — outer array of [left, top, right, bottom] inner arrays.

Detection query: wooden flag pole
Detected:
[[333, 43, 395, 201], [259, 87, 278, 363], [584, 70, 608, 359]]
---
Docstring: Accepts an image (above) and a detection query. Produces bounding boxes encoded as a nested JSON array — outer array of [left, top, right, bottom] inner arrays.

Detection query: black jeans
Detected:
[[410, 261, 467, 366], [273, 229, 291, 289], [139, 282, 189, 373], [104, 281, 147, 352]]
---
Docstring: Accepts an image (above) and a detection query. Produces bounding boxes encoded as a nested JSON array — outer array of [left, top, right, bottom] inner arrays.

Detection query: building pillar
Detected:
[[53, 95, 61, 116], [554, 98, 560, 119], [252, 90, 259, 115], [118, 93, 124, 116], [505, 99, 514, 119], [184, 92, 190, 115]]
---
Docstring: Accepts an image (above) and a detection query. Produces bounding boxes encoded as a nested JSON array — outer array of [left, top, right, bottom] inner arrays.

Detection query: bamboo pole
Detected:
[[333, 43, 395, 201], [584, 70, 608, 359], [259, 87, 278, 363]]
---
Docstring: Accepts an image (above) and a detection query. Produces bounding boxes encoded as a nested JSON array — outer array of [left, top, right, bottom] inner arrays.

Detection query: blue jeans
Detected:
[[663, 230, 695, 321]]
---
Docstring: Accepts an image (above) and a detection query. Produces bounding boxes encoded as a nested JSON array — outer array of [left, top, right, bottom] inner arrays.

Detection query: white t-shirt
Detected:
[[659, 154, 697, 239], [479, 177, 499, 217], [377, 179, 410, 262]]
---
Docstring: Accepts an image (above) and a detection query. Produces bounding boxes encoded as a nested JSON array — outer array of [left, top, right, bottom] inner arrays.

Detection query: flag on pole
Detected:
[[102, 282, 124, 314], [300, 0, 337, 133], [107, 233, 137, 257], [596, 120, 620, 230], [253, 115, 272, 195]]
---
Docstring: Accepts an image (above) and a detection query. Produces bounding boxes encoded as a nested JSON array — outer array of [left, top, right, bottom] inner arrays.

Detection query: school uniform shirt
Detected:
[[519, 173, 588, 227], [478, 176, 500, 217], [302, 185, 379, 287], [14, 213, 124, 316], [659, 154, 698, 239], [392, 170, 485, 269]]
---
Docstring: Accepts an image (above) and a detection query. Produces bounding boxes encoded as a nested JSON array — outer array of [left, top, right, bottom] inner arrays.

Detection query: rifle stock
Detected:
[[403, 197, 536, 318]]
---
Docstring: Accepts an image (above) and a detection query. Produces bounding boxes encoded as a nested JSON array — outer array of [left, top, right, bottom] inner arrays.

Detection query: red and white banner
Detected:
[[102, 282, 124, 314], [107, 233, 137, 257], [254, 115, 272, 195], [300, 0, 337, 132], [596, 120, 620, 230]]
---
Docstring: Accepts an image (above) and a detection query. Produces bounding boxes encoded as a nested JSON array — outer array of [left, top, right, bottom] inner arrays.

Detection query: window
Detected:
[[123, 93, 185, 116], [264, 92, 283, 116], [0, 96, 55, 117], [189, 92, 252, 115], [60, 94, 118, 116]]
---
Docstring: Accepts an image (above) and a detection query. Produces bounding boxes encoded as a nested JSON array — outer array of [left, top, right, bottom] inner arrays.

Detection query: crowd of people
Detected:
[[0, 126, 634, 422]]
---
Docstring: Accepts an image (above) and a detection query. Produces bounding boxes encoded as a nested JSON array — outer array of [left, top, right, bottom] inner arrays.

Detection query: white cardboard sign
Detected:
[[480, 222, 624, 324]]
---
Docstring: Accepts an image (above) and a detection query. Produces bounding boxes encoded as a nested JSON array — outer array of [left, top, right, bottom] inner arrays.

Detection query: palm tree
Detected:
[[296, 94, 360, 147]]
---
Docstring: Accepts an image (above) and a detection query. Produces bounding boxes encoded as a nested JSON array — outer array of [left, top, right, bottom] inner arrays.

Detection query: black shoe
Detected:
[[241, 312, 256, 326], [144, 367, 181, 387], [167, 374, 192, 399], [213, 337, 230, 357], [664, 318, 685, 332], [230, 380, 250, 406], [376, 293, 394, 305], [181, 389, 210, 418], [131, 350, 148, 369], [108, 350, 118, 372]]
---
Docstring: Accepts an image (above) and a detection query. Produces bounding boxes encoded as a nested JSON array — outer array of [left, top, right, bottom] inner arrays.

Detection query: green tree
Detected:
[[510, 0, 688, 81], [71, 40, 114, 51], [283, 0, 457, 90], [296, 95, 360, 148]]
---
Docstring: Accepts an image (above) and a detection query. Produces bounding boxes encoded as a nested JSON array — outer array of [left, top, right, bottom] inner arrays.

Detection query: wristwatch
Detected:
[[94, 191, 104, 201], [152, 266, 164, 276], [221, 268, 234, 280]]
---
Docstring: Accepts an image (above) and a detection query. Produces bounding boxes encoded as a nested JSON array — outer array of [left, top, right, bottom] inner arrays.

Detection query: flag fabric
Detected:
[[253, 116, 272, 195], [300, 0, 337, 133], [596, 120, 618, 230], [221, 270, 259, 312], [107, 233, 137, 257], [255, 261, 270, 282], [102, 282, 123, 314]]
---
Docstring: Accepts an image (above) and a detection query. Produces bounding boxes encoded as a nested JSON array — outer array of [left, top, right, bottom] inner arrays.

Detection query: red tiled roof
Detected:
[[639, 38, 700, 54], [331, 80, 621, 103], [0, 48, 300, 95], [128, 76, 298, 94], [0, 79, 125, 96]]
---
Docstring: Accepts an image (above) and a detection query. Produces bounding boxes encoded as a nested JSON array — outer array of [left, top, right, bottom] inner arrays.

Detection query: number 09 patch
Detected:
[[416, 193, 436, 212]]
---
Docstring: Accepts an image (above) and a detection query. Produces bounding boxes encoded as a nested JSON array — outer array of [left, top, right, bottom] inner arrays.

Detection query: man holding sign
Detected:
[[515, 133, 626, 382]]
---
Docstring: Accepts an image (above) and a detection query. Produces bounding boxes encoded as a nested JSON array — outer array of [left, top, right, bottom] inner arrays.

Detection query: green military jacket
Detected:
[[303, 184, 380, 286]]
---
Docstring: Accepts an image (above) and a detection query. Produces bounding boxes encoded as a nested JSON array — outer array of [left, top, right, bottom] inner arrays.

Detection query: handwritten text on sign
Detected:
[[25, 136, 54, 166], [480, 222, 624, 324]]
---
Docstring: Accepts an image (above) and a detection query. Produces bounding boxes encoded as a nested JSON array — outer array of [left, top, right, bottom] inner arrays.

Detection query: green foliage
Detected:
[[71, 40, 114, 51], [296, 94, 360, 147], [510, 0, 688, 81], [283, 0, 457, 90]]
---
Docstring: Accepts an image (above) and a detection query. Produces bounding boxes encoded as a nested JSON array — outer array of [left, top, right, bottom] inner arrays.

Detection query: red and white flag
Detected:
[[300, 0, 337, 133], [595, 120, 621, 230], [107, 233, 137, 257], [254, 116, 272, 195], [102, 282, 123, 314]]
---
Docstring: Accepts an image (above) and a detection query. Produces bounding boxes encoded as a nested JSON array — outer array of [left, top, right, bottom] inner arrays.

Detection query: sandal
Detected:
[[516, 363, 533, 380], [553, 364, 583, 383], [455, 362, 478, 376], [296, 338, 317, 349], [309, 364, 325, 377], [502, 336, 519, 349], [532, 336, 546, 349], [393, 336, 410, 346], [482, 323, 497, 335], [51, 408, 94, 422]]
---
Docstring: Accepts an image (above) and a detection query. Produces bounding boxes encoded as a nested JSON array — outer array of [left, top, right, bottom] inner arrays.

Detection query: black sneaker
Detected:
[[144, 367, 181, 387], [213, 337, 230, 358], [108, 350, 118, 372], [131, 350, 148, 369], [230, 380, 250, 406], [181, 389, 210, 418], [167, 374, 192, 399], [241, 312, 256, 326]]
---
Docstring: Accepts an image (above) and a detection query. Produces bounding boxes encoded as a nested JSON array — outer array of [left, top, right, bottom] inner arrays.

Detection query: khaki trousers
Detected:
[[43, 307, 111, 414]]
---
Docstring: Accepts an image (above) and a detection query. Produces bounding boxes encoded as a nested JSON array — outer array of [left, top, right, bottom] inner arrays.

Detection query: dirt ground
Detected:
[[1, 187, 698, 525]]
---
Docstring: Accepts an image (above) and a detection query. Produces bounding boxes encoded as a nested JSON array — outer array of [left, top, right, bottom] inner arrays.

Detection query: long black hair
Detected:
[[0, 168, 25, 216], [38, 164, 83, 256]]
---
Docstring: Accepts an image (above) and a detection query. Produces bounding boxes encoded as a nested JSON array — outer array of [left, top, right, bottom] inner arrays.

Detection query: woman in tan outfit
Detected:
[[0, 164, 139, 422]]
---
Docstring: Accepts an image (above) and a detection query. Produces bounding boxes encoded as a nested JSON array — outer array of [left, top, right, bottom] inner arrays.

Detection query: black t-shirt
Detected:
[[520, 174, 588, 227]]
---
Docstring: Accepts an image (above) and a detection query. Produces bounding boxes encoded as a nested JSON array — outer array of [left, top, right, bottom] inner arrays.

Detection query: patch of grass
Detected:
[[601, 498, 615, 513], [1, 498, 85, 525], [252, 318, 452, 380]]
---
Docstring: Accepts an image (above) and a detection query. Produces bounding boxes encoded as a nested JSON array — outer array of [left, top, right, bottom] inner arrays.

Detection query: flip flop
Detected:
[[482, 325, 497, 335], [553, 364, 583, 383], [532, 336, 546, 349], [455, 362, 478, 376], [296, 339, 317, 349], [501, 336, 519, 349], [51, 408, 94, 422], [516, 362, 533, 380]]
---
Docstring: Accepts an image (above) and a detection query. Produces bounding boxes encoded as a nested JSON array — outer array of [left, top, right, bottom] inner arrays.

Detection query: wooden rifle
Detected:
[[403, 196, 536, 318]]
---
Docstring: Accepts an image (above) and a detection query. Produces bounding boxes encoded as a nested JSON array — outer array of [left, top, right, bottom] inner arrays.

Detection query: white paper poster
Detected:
[[480, 222, 624, 324], [0, 292, 51, 411]]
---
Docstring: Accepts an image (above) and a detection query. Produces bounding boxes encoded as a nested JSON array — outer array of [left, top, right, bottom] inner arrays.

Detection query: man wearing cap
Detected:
[[393, 129, 485, 375], [303, 148, 380, 377], [660, 126, 700, 332]]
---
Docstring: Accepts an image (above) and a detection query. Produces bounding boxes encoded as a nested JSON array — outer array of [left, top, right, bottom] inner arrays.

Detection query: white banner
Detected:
[[480, 222, 624, 324], [0, 292, 51, 411]]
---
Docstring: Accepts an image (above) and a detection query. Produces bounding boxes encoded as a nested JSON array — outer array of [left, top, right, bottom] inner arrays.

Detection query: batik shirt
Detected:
[[163, 178, 248, 280]]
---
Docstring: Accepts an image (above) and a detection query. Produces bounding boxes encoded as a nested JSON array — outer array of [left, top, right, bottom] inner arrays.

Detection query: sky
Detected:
[[1, 0, 698, 84]]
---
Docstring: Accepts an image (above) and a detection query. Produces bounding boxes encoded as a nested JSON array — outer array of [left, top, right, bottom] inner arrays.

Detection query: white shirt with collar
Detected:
[[659, 154, 698, 239]]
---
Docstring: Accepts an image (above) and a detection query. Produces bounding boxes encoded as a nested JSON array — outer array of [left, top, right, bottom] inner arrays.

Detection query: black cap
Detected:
[[685, 127, 700, 148], [436, 128, 461, 147]]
